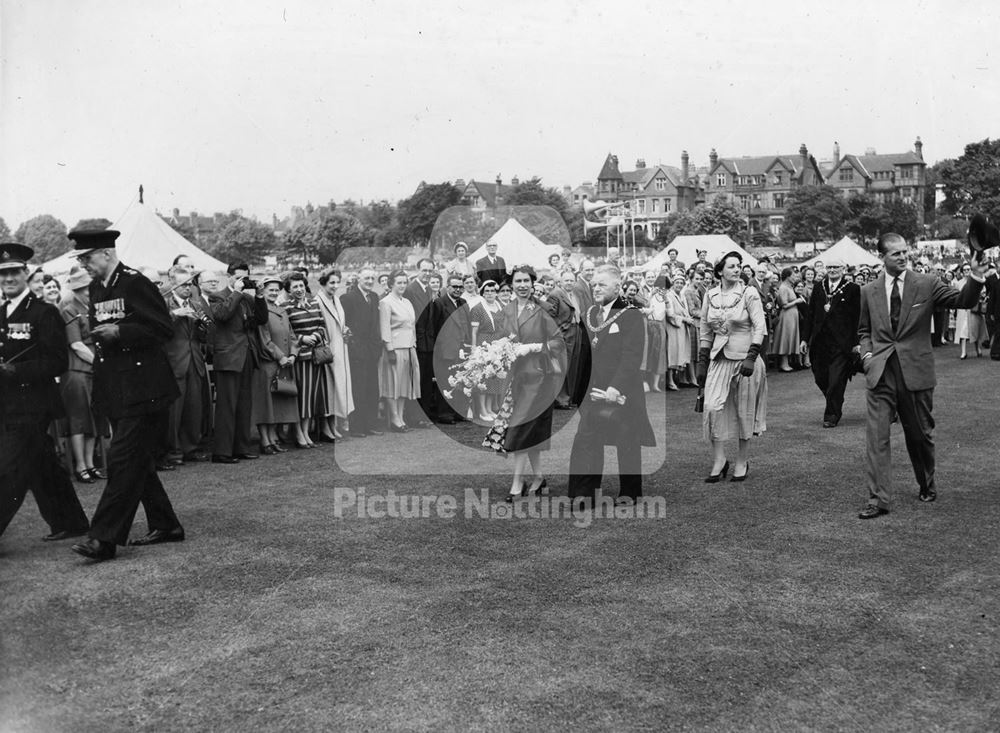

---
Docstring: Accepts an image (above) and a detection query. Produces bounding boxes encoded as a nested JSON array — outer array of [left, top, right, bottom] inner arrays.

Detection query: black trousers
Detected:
[[932, 308, 947, 346], [348, 353, 380, 431], [0, 420, 89, 537], [567, 410, 642, 501], [168, 366, 209, 456], [89, 410, 180, 546], [810, 344, 852, 422], [412, 349, 436, 422], [213, 356, 254, 457]]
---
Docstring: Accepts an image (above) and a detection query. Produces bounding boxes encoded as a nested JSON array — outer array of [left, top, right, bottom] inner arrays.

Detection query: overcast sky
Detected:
[[1, 0, 997, 230]]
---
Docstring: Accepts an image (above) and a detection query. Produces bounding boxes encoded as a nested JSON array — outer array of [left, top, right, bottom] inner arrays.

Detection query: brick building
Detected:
[[824, 138, 927, 227]]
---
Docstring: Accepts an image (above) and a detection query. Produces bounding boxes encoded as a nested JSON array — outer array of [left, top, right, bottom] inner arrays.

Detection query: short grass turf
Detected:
[[2, 344, 999, 732]]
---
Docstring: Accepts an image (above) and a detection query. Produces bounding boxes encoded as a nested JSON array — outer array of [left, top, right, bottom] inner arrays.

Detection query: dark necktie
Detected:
[[890, 277, 901, 332], [0, 299, 9, 330]]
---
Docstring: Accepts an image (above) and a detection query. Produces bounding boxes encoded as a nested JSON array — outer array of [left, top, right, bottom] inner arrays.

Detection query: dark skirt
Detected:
[[502, 359, 560, 452], [253, 360, 299, 425]]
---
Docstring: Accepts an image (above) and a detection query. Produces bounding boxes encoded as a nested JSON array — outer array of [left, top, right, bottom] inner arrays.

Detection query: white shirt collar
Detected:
[[4, 286, 30, 312]]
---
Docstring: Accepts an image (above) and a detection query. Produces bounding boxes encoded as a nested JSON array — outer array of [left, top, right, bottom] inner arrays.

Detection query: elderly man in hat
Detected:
[[68, 229, 184, 561], [0, 242, 91, 543], [800, 254, 861, 428]]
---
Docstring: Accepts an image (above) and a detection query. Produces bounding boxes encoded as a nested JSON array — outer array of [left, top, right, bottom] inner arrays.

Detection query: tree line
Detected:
[[4, 138, 997, 266]]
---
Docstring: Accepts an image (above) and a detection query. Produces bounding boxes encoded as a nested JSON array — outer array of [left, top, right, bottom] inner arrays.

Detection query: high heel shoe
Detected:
[[74, 470, 95, 484], [730, 462, 750, 482], [960, 353, 967, 360], [524, 478, 548, 495], [704, 461, 729, 483]]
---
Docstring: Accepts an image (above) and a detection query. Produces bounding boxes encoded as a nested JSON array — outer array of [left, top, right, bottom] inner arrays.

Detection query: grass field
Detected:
[[3, 345, 999, 732]]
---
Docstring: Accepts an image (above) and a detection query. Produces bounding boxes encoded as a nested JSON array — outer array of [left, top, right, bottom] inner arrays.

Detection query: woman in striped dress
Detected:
[[696, 251, 767, 484], [285, 271, 329, 448]]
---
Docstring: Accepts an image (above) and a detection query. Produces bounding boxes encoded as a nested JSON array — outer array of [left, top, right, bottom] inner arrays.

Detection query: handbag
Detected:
[[312, 343, 334, 365], [271, 366, 298, 396]]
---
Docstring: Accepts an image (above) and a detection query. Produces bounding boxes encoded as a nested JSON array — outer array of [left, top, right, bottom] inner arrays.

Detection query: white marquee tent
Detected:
[[801, 236, 881, 269], [645, 234, 759, 271], [43, 200, 227, 275], [466, 218, 564, 270]]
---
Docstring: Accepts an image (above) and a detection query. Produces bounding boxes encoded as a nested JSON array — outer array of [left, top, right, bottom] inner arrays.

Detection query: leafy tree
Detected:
[[397, 183, 463, 252], [214, 217, 277, 265], [283, 210, 367, 266], [503, 177, 569, 214], [0, 217, 10, 240], [844, 193, 885, 246], [937, 138, 1000, 221], [881, 199, 921, 242], [14, 214, 69, 261], [654, 198, 747, 247], [74, 217, 113, 231], [781, 185, 849, 243]]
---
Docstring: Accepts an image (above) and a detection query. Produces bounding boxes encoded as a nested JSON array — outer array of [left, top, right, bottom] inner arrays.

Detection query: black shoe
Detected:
[[918, 490, 937, 503], [261, 445, 279, 455], [822, 416, 839, 428], [74, 470, 95, 483], [389, 423, 408, 433], [235, 453, 259, 460], [436, 417, 456, 425], [317, 434, 337, 443], [71, 538, 116, 561], [211, 454, 239, 464], [128, 526, 185, 546], [42, 528, 88, 542], [554, 402, 573, 410], [182, 452, 210, 463], [704, 461, 730, 483], [155, 461, 176, 471], [87, 467, 107, 479], [859, 505, 889, 519], [730, 463, 750, 482], [271, 444, 288, 454]]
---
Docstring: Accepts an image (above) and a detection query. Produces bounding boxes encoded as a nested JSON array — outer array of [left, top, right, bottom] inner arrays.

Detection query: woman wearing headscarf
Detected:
[[253, 274, 299, 454], [316, 268, 354, 438], [696, 251, 768, 484]]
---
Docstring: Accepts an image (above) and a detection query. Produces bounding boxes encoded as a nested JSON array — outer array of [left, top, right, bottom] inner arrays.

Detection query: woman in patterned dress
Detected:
[[285, 271, 328, 448]]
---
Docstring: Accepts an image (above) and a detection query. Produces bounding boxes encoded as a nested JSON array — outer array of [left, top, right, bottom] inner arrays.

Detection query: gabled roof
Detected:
[[714, 155, 801, 177], [833, 152, 925, 180], [597, 153, 623, 180], [463, 180, 512, 208]]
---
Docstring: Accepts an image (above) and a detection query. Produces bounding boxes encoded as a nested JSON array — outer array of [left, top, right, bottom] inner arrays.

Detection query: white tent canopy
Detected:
[[43, 200, 227, 275], [801, 236, 881, 269], [646, 234, 758, 271], [466, 218, 564, 271]]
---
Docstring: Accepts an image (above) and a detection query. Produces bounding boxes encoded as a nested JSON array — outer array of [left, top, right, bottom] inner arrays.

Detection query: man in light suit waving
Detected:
[[857, 233, 988, 519]]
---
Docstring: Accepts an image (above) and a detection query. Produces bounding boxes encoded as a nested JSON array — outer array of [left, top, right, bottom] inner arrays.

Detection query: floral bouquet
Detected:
[[442, 336, 531, 401]]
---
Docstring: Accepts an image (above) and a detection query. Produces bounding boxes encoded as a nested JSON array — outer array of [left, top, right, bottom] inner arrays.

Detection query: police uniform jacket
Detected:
[[0, 291, 67, 425], [89, 262, 179, 419]]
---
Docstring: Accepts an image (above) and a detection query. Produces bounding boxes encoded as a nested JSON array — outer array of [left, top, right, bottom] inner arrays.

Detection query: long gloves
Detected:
[[739, 343, 762, 377], [696, 347, 710, 387]]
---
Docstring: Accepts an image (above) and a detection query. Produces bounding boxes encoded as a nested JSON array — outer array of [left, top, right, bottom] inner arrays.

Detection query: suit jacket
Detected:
[[570, 277, 594, 322], [208, 287, 268, 372], [164, 293, 209, 380], [404, 279, 434, 353], [430, 293, 468, 361], [340, 285, 381, 362], [801, 277, 861, 353], [475, 255, 508, 287], [88, 262, 178, 418], [544, 285, 576, 342], [859, 271, 984, 390], [579, 297, 655, 447], [0, 290, 67, 424]]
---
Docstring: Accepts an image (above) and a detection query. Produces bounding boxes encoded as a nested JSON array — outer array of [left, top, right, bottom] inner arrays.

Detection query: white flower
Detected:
[[497, 370, 508, 379], [459, 349, 466, 359], [463, 387, 473, 397], [443, 390, 453, 399]]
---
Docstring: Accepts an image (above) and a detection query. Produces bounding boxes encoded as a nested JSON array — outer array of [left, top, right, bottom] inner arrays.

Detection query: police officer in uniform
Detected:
[[68, 229, 185, 562], [0, 243, 91, 542]]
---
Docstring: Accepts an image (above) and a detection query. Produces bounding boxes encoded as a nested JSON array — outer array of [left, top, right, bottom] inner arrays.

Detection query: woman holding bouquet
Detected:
[[483, 265, 566, 502], [468, 280, 504, 421]]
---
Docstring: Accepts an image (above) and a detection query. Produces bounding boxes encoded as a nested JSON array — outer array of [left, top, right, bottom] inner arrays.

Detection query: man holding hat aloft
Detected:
[[68, 228, 184, 561], [800, 254, 861, 428], [0, 242, 91, 542]]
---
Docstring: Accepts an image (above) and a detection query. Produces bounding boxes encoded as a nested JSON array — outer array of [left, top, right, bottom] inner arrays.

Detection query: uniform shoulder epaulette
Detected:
[[122, 267, 139, 275]]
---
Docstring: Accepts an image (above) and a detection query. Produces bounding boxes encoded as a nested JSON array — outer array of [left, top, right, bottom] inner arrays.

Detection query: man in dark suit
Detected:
[[0, 243, 90, 542], [67, 229, 184, 561], [857, 233, 988, 519], [340, 267, 383, 436], [404, 258, 436, 424], [204, 264, 268, 463], [474, 240, 508, 287], [799, 256, 861, 428], [163, 265, 211, 463], [542, 273, 576, 409], [429, 273, 469, 424], [568, 265, 655, 506]]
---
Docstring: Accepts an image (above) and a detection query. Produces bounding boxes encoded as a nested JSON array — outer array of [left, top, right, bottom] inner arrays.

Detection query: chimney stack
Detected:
[[709, 148, 718, 168], [495, 174, 503, 208], [511, 175, 520, 186], [833, 141, 840, 165], [799, 143, 809, 173], [681, 150, 690, 182], [635, 158, 646, 169], [914, 136, 923, 160]]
